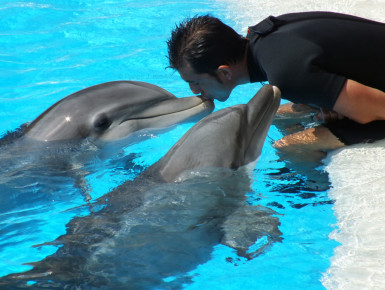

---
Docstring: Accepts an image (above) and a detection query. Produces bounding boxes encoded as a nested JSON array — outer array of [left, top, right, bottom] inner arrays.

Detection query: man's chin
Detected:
[[216, 94, 230, 102], [200, 92, 230, 102]]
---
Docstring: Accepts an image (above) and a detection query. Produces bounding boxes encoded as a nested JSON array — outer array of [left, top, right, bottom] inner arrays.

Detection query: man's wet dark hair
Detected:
[[167, 15, 248, 75]]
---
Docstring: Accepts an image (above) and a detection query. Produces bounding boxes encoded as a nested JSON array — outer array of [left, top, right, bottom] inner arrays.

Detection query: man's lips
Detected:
[[198, 94, 212, 101]]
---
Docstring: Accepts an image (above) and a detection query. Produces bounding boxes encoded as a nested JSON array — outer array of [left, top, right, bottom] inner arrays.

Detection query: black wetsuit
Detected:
[[325, 119, 385, 145], [247, 12, 385, 145]]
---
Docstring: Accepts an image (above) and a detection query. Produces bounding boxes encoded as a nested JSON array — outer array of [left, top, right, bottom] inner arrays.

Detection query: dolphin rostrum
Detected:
[[0, 85, 282, 289]]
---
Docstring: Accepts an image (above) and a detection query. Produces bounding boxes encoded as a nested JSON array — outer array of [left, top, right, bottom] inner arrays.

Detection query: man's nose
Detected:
[[189, 83, 202, 95]]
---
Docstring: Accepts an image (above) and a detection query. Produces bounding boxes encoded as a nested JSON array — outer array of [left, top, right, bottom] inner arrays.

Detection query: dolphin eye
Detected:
[[94, 114, 111, 130]]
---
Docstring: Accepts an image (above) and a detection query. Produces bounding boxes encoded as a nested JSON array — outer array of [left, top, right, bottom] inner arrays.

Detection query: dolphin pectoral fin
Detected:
[[220, 205, 283, 259]]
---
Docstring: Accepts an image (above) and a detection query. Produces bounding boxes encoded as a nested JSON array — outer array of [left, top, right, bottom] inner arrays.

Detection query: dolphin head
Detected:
[[24, 81, 214, 142], [154, 85, 281, 182]]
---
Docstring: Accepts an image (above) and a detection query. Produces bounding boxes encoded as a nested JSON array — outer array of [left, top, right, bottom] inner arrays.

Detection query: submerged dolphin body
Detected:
[[0, 85, 282, 289], [23, 80, 214, 142]]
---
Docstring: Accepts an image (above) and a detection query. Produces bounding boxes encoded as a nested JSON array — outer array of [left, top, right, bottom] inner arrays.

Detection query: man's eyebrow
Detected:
[[180, 75, 198, 84]]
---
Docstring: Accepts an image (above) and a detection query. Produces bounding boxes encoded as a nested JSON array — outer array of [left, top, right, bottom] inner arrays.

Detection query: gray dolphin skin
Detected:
[[0, 85, 282, 289], [154, 84, 281, 182], [24, 81, 214, 141]]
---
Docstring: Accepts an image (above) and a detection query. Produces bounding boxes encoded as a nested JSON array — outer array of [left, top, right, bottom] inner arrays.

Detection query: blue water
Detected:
[[0, 1, 337, 289]]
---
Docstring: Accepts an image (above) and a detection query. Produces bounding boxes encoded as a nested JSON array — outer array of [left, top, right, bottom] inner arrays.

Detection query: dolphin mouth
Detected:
[[119, 97, 214, 124], [251, 86, 280, 126], [101, 97, 215, 140], [243, 85, 281, 163]]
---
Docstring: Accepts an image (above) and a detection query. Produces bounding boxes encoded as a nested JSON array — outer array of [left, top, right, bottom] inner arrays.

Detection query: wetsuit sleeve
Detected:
[[258, 35, 347, 109]]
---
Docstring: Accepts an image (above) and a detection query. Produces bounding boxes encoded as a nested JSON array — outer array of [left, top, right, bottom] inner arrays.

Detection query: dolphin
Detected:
[[0, 80, 214, 175], [22, 80, 214, 142], [0, 85, 282, 289], [0, 81, 214, 222]]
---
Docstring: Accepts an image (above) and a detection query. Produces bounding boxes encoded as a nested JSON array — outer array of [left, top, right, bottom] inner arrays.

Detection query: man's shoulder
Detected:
[[248, 11, 380, 38]]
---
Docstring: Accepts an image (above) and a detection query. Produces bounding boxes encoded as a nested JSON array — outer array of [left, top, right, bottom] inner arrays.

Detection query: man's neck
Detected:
[[232, 43, 250, 86]]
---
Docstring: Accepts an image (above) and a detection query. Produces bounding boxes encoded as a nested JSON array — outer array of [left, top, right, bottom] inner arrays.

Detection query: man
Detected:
[[167, 12, 385, 153]]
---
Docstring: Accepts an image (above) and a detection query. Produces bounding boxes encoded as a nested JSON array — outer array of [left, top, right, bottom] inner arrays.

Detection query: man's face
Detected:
[[178, 62, 233, 102]]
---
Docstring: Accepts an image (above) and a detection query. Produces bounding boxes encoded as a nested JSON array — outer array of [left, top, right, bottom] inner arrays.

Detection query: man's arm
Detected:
[[333, 79, 385, 124]]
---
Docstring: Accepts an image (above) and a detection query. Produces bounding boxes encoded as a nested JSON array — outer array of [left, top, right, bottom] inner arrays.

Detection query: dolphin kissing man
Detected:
[[166, 12, 385, 156]]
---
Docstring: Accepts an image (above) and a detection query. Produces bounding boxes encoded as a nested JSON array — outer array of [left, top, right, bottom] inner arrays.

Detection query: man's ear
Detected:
[[217, 65, 232, 81]]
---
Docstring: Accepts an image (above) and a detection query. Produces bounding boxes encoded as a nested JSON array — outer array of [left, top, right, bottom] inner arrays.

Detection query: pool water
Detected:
[[0, 0, 366, 289]]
